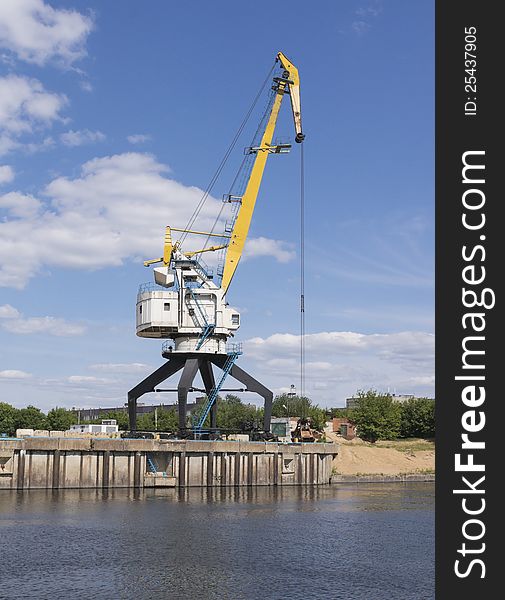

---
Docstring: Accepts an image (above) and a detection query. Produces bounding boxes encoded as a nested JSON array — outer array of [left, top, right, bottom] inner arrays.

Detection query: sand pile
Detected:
[[330, 436, 435, 475]]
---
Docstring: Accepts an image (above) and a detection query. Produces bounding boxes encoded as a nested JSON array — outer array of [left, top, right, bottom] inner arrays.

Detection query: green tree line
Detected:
[[348, 390, 435, 442], [1, 390, 434, 440], [0, 403, 77, 436]]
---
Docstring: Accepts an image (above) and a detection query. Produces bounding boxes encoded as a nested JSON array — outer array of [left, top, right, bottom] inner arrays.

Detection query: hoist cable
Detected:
[[178, 61, 276, 249], [300, 142, 306, 399]]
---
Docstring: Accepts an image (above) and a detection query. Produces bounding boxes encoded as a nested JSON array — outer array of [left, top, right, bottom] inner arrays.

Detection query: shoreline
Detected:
[[331, 473, 435, 483]]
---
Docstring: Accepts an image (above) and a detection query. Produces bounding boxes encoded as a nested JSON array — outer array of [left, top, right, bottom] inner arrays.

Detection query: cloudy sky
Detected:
[[0, 0, 434, 411]]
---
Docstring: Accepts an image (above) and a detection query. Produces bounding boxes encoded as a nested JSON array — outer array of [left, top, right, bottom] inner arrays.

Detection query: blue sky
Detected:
[[0, 0, 434, 411]]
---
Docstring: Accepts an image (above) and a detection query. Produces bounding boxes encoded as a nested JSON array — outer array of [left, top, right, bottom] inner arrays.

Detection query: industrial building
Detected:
[[345, 394, 432, 409]]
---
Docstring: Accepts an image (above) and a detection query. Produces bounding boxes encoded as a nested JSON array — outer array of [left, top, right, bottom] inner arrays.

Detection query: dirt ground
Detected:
[[328, 435, 435, 475]]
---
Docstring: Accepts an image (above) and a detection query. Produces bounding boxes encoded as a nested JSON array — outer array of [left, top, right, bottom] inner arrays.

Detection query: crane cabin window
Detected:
[[232, 314, 239, 325], [139, 305, 142, 315], [164, 303, 170, 311]]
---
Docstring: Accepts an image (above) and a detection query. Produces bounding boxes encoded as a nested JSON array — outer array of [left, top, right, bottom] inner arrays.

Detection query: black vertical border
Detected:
[[436, 1, 500, 596]]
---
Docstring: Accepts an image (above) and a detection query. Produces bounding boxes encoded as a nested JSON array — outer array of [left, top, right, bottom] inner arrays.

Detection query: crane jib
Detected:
[[220, 55, 304, 293]]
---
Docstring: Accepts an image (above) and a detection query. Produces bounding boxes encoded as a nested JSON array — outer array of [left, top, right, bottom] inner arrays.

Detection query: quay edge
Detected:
[[0, 438, 338, 489]]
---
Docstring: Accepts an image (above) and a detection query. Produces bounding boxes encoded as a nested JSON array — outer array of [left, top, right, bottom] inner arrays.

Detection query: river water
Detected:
[[0, 483, 434, 600]]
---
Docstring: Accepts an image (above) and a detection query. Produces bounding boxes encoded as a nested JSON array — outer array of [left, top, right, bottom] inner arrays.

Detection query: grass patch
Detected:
[[374, 438, 435, 452]]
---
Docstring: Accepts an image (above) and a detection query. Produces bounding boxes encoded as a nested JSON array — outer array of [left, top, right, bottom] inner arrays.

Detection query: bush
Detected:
[[13, 405, 48, 431], [349, 390, 402, 442], [0, 402, 17, 436], [47, 407, 76, 431], [216, 395, 261, 430], [400, 398, 435, 438], [156, 408, 178, 431]]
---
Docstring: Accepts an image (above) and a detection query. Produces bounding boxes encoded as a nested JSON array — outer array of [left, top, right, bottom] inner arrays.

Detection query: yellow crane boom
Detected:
[[143, 52, 304, 293], [220, 51, 304, 294]]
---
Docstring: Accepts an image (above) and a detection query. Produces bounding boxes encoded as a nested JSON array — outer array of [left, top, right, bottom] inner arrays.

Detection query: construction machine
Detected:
[[291, 418, 321, 443]]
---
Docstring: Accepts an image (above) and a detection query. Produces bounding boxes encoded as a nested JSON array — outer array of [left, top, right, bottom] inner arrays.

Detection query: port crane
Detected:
[[128, 52, 304, 436]]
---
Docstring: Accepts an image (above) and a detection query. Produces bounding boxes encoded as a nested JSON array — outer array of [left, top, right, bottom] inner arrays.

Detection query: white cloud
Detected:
[[127, 134, 151, 144], [79, 80, 93, 93], [0, 191, 41, 217], [67, 375, 110, 384], [0, 369, 32, 379], [89, 363, 151, 373], [247, 330, 434, 365], [356, 3, 382, 18], [0, 0, 94, 67], [1, 316, 86, 336], [0, 304, 20, 318], [0, 304, 86, 336], [60, 129, 105, 147], [367, 331, 435, 368], [23, 135, 55, 154], [353, 2, 382, 34], [246, 331, 363, 356], [35, 365, 152, 405], [402, 375, 435, 386], [243, 236, 295, 263], [0, 152, 298, 287], [241, 329, 434, 405], [306, 361, 333, 371], [0, 75, 67, 134], [0, 135, 17, 156], [3, 135, 56, 156], [0, 75, 67, 157], [352, 21, 372, 35], [0, 164, 14, 184]]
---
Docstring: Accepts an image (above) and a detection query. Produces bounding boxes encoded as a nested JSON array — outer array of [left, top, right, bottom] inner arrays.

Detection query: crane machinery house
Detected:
[[129, 52, 305, 437]]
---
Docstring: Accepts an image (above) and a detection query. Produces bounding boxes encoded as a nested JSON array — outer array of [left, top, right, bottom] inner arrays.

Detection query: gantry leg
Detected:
[[127, 357, 184, 430], [199, 360, 217, 429], [177, 358, 200, 430], [210, 357, 274, 432]]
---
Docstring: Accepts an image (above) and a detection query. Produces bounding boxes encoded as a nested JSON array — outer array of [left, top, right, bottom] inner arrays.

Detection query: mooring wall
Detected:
[[0, 438, 338, 489]]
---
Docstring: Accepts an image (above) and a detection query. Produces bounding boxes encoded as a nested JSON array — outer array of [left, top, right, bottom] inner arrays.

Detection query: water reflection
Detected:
[[0, 484, 434, 600]]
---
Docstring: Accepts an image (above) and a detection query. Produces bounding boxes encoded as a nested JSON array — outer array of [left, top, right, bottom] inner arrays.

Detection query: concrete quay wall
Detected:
[[0, 438, 338, 489]]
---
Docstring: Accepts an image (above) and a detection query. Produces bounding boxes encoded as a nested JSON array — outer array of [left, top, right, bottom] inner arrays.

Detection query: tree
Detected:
[[272, 394, 310, 419], [216, 395, 260, 430], [272, 394, 327, 431], [47, 407, 76, 431], [349, 390, 402, 442], [0, 402, 18, 436], [136, 412, 155, 431], [400, 398, 435, 438], [307, 405, 327, 431], [156, 408, 178, 431], [14, 405, 48, 431]]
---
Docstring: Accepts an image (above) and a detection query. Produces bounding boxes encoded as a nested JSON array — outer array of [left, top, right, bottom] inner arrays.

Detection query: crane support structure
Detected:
[[131, 51, 304, 436]]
